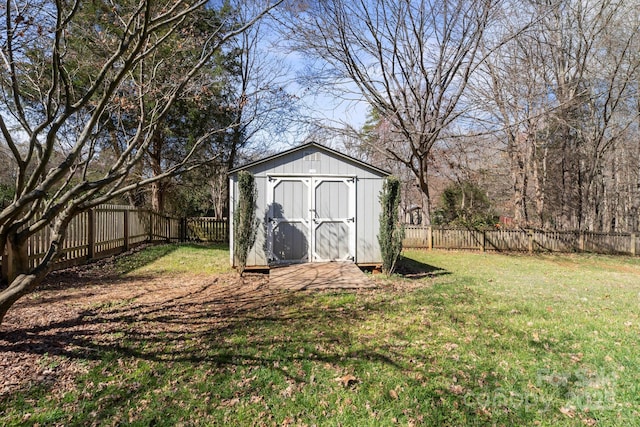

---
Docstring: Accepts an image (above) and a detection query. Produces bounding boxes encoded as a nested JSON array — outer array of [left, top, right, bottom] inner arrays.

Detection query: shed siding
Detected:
[[356, 178, 384, 263]]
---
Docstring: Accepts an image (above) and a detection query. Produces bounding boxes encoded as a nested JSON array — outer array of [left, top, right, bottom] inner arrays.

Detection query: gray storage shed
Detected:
[[229, 142, 389, 268]]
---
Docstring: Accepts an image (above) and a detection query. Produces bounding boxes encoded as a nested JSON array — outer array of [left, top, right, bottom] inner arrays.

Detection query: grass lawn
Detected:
[[1, 245, 639, 426]]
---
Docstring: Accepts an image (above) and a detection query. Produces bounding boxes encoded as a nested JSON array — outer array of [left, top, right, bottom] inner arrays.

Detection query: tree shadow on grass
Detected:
[[0, 269, 566, 425], [1, 279, 399, 364], [39, 243, 180, 291], [0, 274, 405, 384], [0, 275, 433, 423]]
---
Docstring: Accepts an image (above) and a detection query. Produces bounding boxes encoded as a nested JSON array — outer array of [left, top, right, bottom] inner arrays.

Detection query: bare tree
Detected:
[[283, 0, 499, 223], [0, 0, 281, 325], [227, 0, 300, 169], [475, 0, 640, 231], [470, 1, 551, 227]]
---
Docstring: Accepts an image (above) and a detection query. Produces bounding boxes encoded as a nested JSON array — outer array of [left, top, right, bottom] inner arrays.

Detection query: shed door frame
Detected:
[[266, 176, 311, 265], [267, 174, 356, 264]]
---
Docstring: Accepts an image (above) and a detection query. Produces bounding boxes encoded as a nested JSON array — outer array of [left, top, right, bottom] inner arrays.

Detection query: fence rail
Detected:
[[403, 226, 640, 256]]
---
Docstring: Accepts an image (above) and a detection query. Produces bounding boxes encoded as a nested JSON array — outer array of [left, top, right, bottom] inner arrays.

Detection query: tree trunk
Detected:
[[149, 131, 165, 213], [0, 232, 51, 325], [534, 145, 548, 228], [0, 273, 46, 326], [225, 124, 242, 221], [560, 134, 571, 230], [4, 234, 29, 285], [417, 160, 431, 225], [511, 145, 528, 226], [150, 181, 165, 213]]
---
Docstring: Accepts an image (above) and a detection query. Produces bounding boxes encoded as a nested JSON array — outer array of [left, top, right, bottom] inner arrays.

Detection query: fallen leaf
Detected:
[[219, 397, 240, 408], [559, 406, 576, 418], [335, 374, 358, 387], [443, 342, 459, 351], [281, 383, 295, 398], [476, 407, 492, 418], [389, 389, 398, 400], [449, 384, 465, 395]]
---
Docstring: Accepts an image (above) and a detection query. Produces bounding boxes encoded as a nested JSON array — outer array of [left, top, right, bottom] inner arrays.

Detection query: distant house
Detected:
[[228, 142, 389, 268]]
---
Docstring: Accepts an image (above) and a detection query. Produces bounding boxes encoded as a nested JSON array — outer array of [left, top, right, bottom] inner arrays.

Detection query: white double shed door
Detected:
[[266, 175, 356, 264]]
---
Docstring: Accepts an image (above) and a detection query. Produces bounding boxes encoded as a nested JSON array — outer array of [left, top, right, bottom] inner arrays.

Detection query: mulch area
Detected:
[[0, 256, 276, 400]]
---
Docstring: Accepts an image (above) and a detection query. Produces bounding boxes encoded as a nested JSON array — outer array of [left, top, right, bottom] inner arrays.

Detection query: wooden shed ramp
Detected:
[[269, 262, 375, 290]]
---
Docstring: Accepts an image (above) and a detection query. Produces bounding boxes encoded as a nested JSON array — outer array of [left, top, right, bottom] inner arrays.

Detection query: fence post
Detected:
[[87, 208, 95, 259], [579, 231, 585, 252], [427, 226, 433, 250], [123, 209, 130, 251], [166, 216, 171, 243], [631, 233, 636, 256], [480, 230, 486, 252], [528, 229, 534, 253]]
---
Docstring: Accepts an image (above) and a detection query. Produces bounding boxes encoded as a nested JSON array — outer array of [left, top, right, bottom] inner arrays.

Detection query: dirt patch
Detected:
[[0, 257, 274, 399]]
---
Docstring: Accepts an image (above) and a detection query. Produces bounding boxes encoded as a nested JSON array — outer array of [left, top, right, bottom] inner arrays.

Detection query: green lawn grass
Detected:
[[2, 247, 640, 426], [113, 242, 232, 276]]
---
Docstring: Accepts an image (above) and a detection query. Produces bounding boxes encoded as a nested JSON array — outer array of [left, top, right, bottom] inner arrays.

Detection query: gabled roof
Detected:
[[228, 142, 391, 176]]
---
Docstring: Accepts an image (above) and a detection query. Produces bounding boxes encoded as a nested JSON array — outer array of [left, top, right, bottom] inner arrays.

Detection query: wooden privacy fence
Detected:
[[0, 206, 231, 280], [185, 217, 228, 242], [403, 226, 640, 256], [18, 205, 183, 273]]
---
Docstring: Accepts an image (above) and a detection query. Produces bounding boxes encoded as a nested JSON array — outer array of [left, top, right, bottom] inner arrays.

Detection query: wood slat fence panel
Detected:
[[95, 206, 125, 255], [129, 210, 149, 246], [185, 217, 228, 242], [485, 229, 529, 252], [584, 232, 630, 254], [403, 226, 640, 256], [433, 227, 484, 250], [2, 205, 198, 279], [531, 230, 579, 253]]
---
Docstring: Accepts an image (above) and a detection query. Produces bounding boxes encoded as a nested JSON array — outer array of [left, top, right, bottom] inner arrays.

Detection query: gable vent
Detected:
[[304, 151, 319, 161]]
